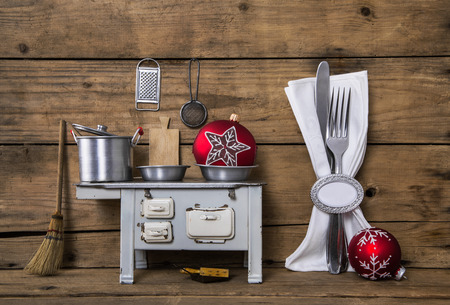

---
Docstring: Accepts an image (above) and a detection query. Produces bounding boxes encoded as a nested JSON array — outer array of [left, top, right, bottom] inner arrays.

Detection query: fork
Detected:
[[326, 87, 351, 274]]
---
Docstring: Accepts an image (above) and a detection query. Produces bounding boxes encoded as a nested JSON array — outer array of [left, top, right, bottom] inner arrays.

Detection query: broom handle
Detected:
[[56, 119, 65, 213]]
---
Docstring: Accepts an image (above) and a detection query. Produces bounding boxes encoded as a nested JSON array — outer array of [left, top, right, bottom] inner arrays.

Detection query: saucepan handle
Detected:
[[131, 127, 144, 147], [70, 130, 79, 143]]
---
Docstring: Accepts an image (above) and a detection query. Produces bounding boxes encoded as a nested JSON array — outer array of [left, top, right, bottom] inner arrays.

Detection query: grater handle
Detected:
[[136, 100, 160, 111], [137, 58, 160, 69]]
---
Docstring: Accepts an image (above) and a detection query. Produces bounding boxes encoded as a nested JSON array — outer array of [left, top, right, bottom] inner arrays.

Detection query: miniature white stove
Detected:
[[76, 179, 264, 284]]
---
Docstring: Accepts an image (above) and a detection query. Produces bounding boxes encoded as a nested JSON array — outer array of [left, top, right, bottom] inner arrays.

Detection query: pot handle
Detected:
[[71, 129, 79, 144], [131, 127, 144, 147]]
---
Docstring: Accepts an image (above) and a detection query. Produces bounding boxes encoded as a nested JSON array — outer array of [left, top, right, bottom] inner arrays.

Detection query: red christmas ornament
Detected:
[[348, 227, 405, 281], [193, 114, 257, 166]]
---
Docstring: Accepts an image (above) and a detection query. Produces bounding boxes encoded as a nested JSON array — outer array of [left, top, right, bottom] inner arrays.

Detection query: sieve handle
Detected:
[[189, 58, 200, 101]]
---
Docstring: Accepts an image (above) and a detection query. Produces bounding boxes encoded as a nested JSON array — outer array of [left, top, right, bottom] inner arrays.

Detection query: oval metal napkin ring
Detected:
[[310, 174, 364, 214]]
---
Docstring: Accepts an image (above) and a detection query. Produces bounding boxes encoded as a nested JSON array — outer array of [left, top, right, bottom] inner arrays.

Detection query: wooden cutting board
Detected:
[[149, 117, 179, 165]]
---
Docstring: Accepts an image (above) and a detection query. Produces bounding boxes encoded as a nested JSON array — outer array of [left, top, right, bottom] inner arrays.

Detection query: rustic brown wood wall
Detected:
[[0, 0, 448, 274]]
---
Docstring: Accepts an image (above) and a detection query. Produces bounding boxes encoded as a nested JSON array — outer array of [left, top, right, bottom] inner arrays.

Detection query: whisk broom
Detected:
[[24, 119, 66, 276]]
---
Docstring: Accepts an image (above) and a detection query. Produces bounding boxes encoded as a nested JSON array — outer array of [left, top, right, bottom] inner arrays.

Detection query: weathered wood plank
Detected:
[[1, 222, 448, 269], [0, 0, 448, 58], [1, 296, 449, 305], [0, 144, 448, 232], [0, 58, 448, 144], [0, 268, 449, 299]]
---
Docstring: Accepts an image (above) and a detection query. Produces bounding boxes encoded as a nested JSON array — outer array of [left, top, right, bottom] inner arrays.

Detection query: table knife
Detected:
[[315, 61, 330, 148]]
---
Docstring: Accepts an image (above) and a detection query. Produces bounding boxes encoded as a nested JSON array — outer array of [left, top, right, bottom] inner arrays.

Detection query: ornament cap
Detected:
[[229, 113, 240, 122], [394, 265, 406, 281]]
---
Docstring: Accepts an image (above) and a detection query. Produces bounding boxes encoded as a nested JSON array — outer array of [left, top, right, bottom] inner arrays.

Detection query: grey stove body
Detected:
[[76, 179, 264, 284]]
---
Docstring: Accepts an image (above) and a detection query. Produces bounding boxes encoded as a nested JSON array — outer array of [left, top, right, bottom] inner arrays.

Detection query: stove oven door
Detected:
[[186, 206, 235, 243]]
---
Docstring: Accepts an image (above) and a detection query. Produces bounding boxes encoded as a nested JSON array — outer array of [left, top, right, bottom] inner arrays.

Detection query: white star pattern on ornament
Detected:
[[205, 126, 251, 166], [357, 228, 389, 247], [359, 253, 392, 280]]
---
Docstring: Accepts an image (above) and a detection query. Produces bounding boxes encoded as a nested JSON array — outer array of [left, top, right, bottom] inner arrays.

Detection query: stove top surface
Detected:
[[77, 178, 266, 189]]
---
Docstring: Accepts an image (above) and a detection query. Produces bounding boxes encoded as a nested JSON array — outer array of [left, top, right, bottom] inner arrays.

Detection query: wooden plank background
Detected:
[[1, 0, 448, 58], [0, 58, 448, 144], [0, 0, 448, 298]]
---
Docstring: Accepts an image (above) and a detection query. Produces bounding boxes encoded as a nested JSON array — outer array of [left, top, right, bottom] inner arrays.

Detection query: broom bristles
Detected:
[[24, 211, 64, 276]]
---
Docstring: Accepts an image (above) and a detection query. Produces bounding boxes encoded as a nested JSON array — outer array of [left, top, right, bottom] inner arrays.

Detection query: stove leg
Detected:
[[120, 190, 135, 284], [247, 186, 263, 284], [135, 250, 148, 269]]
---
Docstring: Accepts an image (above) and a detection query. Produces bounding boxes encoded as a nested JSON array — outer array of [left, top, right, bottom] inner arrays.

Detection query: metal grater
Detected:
[[135, 58, 161, 111]]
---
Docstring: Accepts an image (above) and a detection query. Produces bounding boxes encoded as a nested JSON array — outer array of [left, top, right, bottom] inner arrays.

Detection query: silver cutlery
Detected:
[[315, 61, 333, 167], [315, 62, 330, 146], [326, 87, 351, 274]]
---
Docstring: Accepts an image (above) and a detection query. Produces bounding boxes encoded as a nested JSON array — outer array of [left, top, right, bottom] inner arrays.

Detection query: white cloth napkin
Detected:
[[284, 71, 371, 272]]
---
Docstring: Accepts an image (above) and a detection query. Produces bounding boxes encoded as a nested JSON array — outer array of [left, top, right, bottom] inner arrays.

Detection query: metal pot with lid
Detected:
[[72, 124, 143, 182]]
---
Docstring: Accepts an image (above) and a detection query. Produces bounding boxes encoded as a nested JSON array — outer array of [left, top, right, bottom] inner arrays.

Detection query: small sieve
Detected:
[[180, 58, 207, 128]]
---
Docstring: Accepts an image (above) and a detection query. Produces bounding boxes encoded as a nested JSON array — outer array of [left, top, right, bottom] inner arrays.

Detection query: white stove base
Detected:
[[76, 180, 264, 284]]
